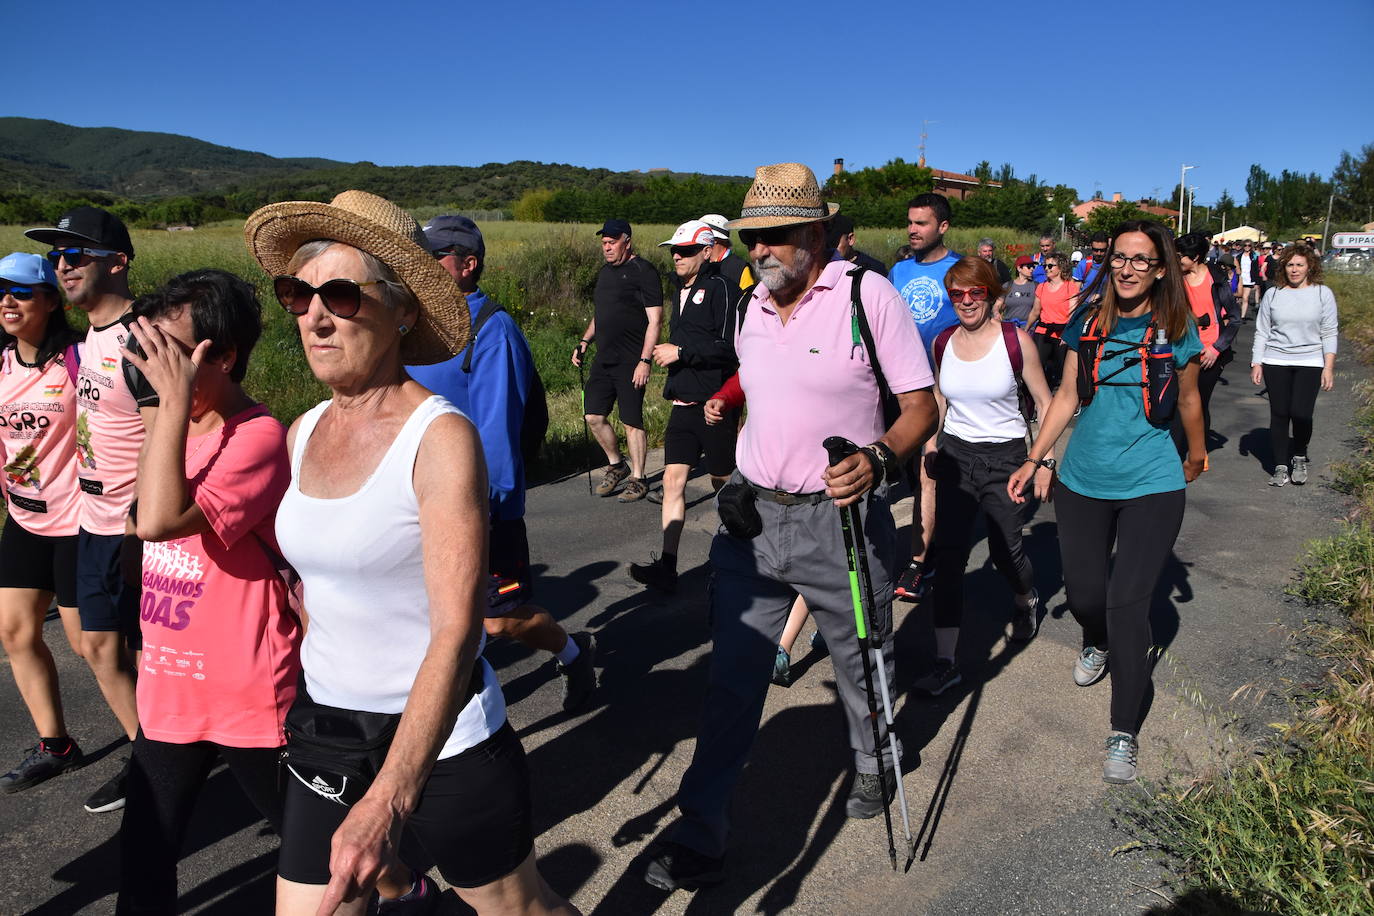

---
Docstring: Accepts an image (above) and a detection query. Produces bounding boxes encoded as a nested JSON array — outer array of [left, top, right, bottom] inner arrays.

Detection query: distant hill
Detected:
[[0, 118, 748, 211]]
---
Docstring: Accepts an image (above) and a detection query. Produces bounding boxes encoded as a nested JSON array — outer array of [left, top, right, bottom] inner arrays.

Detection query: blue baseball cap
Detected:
[[421, 215, 485, 259], [0, 252, 58, 288], [596, 219, 632, 239]]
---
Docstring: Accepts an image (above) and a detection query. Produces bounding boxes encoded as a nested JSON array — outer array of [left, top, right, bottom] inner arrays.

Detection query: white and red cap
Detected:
[[658, 220, 715, 248]]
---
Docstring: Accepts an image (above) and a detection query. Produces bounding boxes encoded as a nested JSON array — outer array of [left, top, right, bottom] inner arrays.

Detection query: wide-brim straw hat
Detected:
[[244, 190, 469, 365], [727, 163, 839, 231]]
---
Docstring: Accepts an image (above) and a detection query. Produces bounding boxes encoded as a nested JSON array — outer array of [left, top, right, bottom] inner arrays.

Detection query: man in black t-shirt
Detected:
[[572, 219, 664, 501]]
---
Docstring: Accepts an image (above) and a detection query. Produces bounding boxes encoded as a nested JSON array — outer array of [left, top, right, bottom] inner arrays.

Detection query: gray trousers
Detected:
[[671, 475, 898, 859]]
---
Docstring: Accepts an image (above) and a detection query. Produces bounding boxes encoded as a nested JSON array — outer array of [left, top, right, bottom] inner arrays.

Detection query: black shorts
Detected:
[[0, 516, 78, 607], [277, 722, 534, 889], [584, 360, 645, 429], [486, 518, 532, 618], [76, 529, 142, 648], [663, 404, 737, 477]]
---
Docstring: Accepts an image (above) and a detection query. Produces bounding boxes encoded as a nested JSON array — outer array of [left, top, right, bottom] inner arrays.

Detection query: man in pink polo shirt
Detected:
[[645, 164, 938, 892]]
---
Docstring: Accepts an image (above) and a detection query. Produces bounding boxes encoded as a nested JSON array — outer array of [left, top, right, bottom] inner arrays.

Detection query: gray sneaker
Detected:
[[912, 658, 962, 696], [558, 632, 597, 713], [1290, 456, 1309, 485], [1269, 465, 1290, 487], [1103, 731, 1139, 784], [1073, 646, 1110, 687], [1009, 589, 1040, 642]]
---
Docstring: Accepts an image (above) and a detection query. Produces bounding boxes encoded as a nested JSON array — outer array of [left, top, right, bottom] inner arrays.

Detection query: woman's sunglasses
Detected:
[[948, 287, 989, 302], [0, 285, 38, 300], [273, 276, 381, 318]]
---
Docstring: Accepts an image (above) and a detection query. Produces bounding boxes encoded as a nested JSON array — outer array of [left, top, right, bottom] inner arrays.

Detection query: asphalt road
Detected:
[[0, 317, 1357, 914]]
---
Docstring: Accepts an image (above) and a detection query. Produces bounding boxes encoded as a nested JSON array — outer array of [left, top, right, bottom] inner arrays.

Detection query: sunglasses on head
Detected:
[[738, 226, 797, 248], [948, 287, 989, 302], [670, 244, 706, 258], [0, 285, 39, 300], [273, 276, 381, 319], [46, 246, 118, 267]]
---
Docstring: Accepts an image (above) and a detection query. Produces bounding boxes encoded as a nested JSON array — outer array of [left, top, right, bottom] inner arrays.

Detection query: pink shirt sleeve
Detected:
[[189, 413, 290, 552], [862, 272, 935, 394]]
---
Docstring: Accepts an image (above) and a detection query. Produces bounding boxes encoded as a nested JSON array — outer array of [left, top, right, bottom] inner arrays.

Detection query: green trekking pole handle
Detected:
[[825, 437, 870, 643]]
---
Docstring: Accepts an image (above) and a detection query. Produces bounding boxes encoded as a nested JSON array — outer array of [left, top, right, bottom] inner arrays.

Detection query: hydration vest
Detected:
[[1074, 310, 1179, 426]]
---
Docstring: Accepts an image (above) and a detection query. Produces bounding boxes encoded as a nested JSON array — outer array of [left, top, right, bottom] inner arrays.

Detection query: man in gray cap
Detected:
[[408, 216, 596, 713]]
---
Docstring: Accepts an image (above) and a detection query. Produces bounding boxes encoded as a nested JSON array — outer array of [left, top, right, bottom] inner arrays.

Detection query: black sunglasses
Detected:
[[670, 244, 706, 258], [0, 285, 38, 300], [46, 246, 118, 267], [1091, 247, 1109, 255], [273, 276, 381, 318], [738, 226, 798, 248]]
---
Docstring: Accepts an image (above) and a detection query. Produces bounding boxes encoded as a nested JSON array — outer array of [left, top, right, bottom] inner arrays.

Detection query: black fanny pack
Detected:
[[716, 481, 763, 540]]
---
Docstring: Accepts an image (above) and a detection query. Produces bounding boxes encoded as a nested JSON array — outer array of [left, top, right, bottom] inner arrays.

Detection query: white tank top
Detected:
[[939, 331, 1028, 443], [276, 396, 505, 760]]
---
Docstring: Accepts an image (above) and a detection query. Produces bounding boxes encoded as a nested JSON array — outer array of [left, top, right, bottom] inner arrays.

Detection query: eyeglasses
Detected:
[[1045, 262, 1060, 270], [46, 246, 118, 267], [1109, 252, 1161, 270], [273, 276, 382, 318], [670, 245, 706, 258], [948, 287, 989, 302], [738, 226, 797, 248], [0, 285, 37, 300]]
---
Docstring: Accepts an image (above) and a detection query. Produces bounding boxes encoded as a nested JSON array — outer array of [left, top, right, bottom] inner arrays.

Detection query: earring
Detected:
[[398, 324, 410, 336]]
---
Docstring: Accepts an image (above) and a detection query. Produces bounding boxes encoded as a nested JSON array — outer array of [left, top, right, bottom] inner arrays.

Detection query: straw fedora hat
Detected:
[[727, 163, 839, 231], [244, 190, 469, 365]]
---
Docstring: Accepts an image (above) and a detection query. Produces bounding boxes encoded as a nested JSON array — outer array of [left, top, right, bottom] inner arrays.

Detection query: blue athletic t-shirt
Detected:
[[889, 250, 962, 354], [1058, 308, 1201, 499]]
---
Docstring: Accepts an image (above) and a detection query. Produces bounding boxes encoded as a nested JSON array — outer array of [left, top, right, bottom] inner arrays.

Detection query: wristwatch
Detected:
[[1027, 456, 1057, 470], [639, 357, 652, 365]]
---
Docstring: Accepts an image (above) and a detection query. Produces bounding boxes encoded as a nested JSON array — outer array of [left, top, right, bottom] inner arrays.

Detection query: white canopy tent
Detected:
[[1213, 225, 1267, 243]]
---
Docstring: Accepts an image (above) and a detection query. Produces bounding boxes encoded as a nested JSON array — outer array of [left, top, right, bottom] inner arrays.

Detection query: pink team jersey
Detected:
[[0, 345, 81, 536], [76, 317, 145, 535], [137, 405, 300, 747], [736, 259, 933, 493]]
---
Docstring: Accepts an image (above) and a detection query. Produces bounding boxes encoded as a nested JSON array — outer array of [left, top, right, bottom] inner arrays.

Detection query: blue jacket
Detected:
[[406, 288, 534, 522]]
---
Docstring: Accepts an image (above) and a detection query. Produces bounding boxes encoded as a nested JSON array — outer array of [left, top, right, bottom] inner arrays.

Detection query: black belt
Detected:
[[746, 481, 831, 506]]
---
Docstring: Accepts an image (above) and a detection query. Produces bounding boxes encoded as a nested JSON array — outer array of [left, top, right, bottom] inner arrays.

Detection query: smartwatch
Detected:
[[639, 357, 652, 365]]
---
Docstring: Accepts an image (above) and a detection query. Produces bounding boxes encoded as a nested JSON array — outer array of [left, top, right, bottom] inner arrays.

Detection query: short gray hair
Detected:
[[977, 237, 997, 251], [284, 240, 414, 313]]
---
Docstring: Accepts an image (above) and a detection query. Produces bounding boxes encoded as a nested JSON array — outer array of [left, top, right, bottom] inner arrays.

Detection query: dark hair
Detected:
[[944, 256, 1003, 302], [826, 213, 856, 248], [1175, 231, 1210, 261], [131, 269, 262, 382], [442, 244, 484, 283], [1089, 231, 1109, 245], [0, 285, 81, 369], [1273, 243, 1323, 288], [906, 192, 952, 225], [1083, 220, 1191, 341]]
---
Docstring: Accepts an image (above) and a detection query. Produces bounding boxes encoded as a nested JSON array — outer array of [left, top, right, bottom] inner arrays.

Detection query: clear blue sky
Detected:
[[5, 0, 1371, 209]]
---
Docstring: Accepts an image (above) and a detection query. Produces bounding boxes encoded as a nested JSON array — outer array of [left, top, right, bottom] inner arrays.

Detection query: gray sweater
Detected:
[[1251, 284, 1338, 368]]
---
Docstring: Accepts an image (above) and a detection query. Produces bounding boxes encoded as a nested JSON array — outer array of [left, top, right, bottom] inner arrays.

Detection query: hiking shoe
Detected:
[[1103, 732, 1139, 784], [595, 461, 630, 497], [558, 632, 597, 713], [643, 841, 725, 891], [617, 477, 649, 502], [1269, 465, 1290, 487], [373, 871, 440, 915], [84, 756, 130, 813], [629, 555, 678, 593], [846, 768, 896, 819], [1073, 646, 1110, 687], [1290, 456, 1309, 485], [810, 628, 827, 653], [1009, 589, 1040, 642], [912, 658, 962, 696], [0, 739, 83, 794], [771, 647, 792, 687], [893, 562, 928, 601]]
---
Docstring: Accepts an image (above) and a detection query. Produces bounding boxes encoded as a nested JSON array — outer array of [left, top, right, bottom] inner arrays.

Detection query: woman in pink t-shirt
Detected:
[[0, 252, 87, 795], [114, 269, 298, 914]]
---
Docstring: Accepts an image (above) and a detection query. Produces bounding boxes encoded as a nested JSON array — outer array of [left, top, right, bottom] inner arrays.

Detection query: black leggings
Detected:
[[1262, 364, 1322, 467], [1035, 333, 1065, 391], [1055, 485, 1185, 735], [116, 731, 283, 915], [929, 436, 1034, 629]]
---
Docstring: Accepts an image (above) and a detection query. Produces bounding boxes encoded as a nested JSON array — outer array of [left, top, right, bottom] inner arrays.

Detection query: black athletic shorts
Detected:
[[277, 721, 534, 889], [0, 516, 78, 607], [584, 360, 645, 429], [663, 404, 738, 478], [486, 518, 531, 618], [76, 529, 142, 649]]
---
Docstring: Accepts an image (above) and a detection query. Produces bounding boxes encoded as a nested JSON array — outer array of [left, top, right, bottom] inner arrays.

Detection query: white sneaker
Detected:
[[1073, 646, 1109, 687], [1269, 465, 1290, 487], [1290, 456, 1309, 485]]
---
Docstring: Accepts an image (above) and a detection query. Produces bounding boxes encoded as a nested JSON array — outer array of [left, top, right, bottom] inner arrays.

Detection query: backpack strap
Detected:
[[64, 342, 81, 387], [1000, 321, 1023, 380], [461, 298, 505, 373], [931, 325, 957, 372], [847, 268, 893, 401], [733, 283, 757, 341]]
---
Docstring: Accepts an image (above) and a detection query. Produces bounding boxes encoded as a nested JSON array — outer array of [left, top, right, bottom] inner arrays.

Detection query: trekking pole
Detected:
[[577, 356, 592, 496], [824, 436, 917, 870]]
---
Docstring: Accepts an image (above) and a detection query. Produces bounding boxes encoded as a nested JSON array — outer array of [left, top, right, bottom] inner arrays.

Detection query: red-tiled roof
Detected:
[[930, 168, 1002, 188]]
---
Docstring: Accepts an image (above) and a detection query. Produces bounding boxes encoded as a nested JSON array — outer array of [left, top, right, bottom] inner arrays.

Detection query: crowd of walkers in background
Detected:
[[0, 161, 1341, 911]]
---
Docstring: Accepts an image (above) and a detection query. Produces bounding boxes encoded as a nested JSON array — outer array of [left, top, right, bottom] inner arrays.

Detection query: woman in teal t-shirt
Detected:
[[1007, 220, 1206, 785]]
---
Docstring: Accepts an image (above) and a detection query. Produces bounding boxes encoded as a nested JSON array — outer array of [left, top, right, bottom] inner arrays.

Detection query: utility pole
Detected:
[[1178, 164, 1195, 233], [1321, 192, 1335, 253], [1187, 186, 1198, 233]]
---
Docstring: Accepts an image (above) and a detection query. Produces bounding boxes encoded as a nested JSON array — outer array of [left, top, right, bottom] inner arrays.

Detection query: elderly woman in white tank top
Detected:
[[244, 192, 578, 916], [912, 257, 1056, 699]]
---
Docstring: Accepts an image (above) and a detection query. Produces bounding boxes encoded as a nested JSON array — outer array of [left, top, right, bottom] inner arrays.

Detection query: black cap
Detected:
[[595, 219, 632, 239], [24, 205, 135, 259], [422, 215, 485, 259]]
